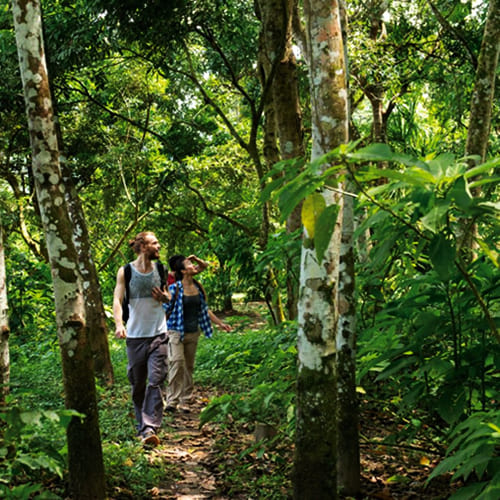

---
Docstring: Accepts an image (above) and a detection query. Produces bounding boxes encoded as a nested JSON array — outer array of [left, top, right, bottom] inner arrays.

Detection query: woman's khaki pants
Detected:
[[166, 330, 201, 408]]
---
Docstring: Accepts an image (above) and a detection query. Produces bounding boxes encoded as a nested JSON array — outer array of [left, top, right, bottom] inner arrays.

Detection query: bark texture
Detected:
[[257, 0, 306, 320], [336, 2, 360, 494], [12, 1, 105, 497], [60, 159, 114, 385], [0, 222, 9, 405], [465, 0, 500, 164], [459, 0, 499, 254], [336, 187, 360, 494], [294, 0, 348, 497]]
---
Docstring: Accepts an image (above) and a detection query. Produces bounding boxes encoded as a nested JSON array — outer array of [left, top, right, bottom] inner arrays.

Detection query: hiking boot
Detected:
[[141, 429, 160, 447]]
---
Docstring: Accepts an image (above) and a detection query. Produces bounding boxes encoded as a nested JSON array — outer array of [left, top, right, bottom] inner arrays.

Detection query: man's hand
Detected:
[[152, 286, 171, 303], [115, 324, 127, 339]]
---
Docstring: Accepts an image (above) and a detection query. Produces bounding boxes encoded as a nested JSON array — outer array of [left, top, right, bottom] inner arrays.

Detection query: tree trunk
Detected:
[[45, 63, 113, 385], [459, 0, 500, 255], [294, 0, 348, 498], [257, 0, 305, 321], [60, 160, 114, 386], [465, 0, 500, 164], [0, 221, 9, 406], [256, 1, 287, 325], [336, 2, 360, 494], [12, 1, 105, 498], [336, 185, 360, 495]]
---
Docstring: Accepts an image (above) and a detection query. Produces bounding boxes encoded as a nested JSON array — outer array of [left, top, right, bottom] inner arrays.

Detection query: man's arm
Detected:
[[113, 266, 127, 339]]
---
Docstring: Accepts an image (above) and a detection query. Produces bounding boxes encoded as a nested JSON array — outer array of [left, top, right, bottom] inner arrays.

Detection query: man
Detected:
[[113, 231, 170, 446]]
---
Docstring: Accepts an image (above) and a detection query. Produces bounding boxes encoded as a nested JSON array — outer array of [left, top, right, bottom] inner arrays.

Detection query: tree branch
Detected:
[[184, 183, 254, 236]]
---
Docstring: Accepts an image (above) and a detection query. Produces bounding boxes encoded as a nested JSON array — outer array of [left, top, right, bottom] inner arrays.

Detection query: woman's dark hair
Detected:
[[168, 254, 206, 299], [169, 254, 186, 281]]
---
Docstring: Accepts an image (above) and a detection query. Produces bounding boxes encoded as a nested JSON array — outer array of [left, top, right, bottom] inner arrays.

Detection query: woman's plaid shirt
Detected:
[[163, 281, 213, 341]]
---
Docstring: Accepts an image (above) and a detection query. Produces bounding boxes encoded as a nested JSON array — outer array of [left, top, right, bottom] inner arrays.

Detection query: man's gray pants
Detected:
[[126, 333, 168, 435]]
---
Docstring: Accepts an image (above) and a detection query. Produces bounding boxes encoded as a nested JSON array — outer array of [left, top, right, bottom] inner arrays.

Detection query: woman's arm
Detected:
[[208, 310, 232, 332]]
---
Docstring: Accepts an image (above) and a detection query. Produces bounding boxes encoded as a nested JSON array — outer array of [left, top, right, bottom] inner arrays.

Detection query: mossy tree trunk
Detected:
[[12, 0, 105, 497], [460, 0, 500, 255], [293, 0, 348, 498], [336, 2, 360, 495], [465, 0, 500, 165], [60, 160, 114, 386], [256, 0, 306, 320]]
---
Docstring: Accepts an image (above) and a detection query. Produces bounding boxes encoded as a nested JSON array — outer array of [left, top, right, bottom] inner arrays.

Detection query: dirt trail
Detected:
[[146, 392, 227, 500]]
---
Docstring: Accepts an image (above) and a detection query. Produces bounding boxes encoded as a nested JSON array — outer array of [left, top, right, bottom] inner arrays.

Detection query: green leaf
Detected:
[[476, 239, 500, 268], [436, 386, 466, 424], [20, 411, 42, 426], [375, 355, 418, 381], [301, 193, 326, 239], [449, 176, 473, 210], [429, 234, 456, 281], [449, 482, 488, 500], [469, 176, 500, 189], [420, 202, 450, 233], [348, 142, 393, 161], [314, 204, 340, 262], [427, 153, 457, 177], [464, 157, 500, 178]]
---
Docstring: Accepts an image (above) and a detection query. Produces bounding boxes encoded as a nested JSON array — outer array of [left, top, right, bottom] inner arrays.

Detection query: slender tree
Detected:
[[11, 0, 105, 497], [336, 184, 360, 495], [465, 0, 499, 165], [336, 2, 360, 494], [0, 219, 9, 406], [294, 0, 348, 497], [256, 0, 305, 320], [59, 150, 114, 386], [459, 0, 499, 255]]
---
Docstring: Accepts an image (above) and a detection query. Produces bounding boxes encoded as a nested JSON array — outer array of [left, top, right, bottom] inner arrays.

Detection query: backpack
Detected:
[[122, 261, 166, 324]]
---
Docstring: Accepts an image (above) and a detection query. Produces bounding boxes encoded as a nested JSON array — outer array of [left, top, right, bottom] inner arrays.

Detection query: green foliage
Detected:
[[6, 254, 55, 337], [101, 440, 173, 498], [428, 410, 500, 499], [196, 322, 297, 429], [263, 142, 499, 436], [0, 402, 81, 499], [255, 228, 301, 306]]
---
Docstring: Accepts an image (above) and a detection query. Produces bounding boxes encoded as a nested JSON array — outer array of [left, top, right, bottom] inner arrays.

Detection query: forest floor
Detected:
[[125, 305, 460, 500], [135, 385, 458, 500]]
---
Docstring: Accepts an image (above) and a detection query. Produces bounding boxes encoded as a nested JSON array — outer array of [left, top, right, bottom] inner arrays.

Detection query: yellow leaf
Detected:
[[301, 193, 326, 239], [420, 456, 430, 466]]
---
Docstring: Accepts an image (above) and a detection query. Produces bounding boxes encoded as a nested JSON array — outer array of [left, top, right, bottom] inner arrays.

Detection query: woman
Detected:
[[159, 254, 232, 413]]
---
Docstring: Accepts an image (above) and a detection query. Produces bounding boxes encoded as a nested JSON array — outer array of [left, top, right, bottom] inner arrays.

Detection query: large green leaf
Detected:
[[421, 202, 450, 233], [429, 233, 456, 281], [301, 193, 326, 239], [464, 156, 500, 178], [436, 386, 467, 424], [315, 204, 340, 263], [427, 153, 457, 177], [449, 176, 473, 210]]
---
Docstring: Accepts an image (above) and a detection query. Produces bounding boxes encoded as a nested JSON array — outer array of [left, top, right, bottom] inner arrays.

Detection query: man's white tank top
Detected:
[[127, 263, 167, 338]]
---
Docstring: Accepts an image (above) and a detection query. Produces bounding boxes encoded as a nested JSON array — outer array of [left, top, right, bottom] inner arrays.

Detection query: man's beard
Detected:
[[147, 249, 159, 260]]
